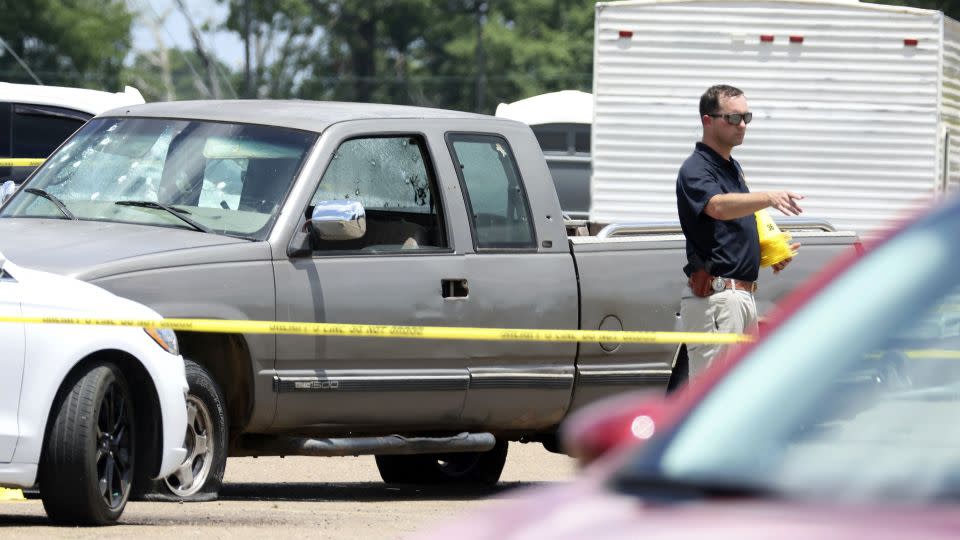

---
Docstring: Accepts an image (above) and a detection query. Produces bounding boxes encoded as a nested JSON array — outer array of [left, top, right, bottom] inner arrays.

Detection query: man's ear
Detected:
[[701, 114, 712, 128]]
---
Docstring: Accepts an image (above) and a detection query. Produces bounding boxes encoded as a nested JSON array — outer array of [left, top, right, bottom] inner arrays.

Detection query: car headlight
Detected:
[[145, 327, 179, 356]]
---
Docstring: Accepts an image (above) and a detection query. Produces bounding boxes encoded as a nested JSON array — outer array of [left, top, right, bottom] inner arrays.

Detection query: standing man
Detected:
[[676, 84, 803, 379]]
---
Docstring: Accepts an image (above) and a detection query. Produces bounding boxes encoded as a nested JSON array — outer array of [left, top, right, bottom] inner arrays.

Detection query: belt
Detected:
[[686, 269, 758, 297], [716, 278, 757, 293]]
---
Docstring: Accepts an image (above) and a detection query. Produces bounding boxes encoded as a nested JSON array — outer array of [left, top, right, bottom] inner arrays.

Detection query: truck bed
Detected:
[[568, 228, 859, 409]]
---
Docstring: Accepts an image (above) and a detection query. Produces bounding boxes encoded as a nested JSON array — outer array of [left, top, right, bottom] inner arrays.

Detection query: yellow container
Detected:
[[755, 209, 796, 267]]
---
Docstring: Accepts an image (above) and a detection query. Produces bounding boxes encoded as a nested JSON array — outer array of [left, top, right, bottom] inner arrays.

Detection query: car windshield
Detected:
[[0, 117, 317, 240], [615, 202, 960, 502]]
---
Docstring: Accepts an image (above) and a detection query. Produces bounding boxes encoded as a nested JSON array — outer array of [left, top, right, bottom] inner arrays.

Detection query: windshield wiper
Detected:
[[23, 188, 76, 220], [115, 200, 213, 234]]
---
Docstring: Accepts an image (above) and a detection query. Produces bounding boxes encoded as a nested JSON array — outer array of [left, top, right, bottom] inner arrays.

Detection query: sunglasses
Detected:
[[708, 112, 753, 125]]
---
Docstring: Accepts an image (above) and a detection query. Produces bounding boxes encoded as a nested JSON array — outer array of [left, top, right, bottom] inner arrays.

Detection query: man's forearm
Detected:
[[704, 192, 771, 220], [705, 190, 803, 220]]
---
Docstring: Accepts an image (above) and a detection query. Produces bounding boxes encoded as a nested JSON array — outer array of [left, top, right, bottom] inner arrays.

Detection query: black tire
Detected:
[[375, 439, 508, 486], [138, 359, 227, 502], [39, 362, 135, 525]]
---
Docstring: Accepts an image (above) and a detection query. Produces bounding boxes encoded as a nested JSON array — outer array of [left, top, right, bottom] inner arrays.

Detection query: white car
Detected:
[[0, 251, 187, 525]]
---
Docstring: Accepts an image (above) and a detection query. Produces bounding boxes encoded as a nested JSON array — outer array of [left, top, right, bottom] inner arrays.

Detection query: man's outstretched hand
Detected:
[[768, 191, 804, 216]]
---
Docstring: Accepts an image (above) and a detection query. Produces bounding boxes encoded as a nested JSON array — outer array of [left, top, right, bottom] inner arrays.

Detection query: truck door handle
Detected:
[[441, 279, 469, 298]]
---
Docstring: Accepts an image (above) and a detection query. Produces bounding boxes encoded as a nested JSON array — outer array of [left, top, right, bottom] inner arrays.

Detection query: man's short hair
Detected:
[[699, 85, 744, 117]]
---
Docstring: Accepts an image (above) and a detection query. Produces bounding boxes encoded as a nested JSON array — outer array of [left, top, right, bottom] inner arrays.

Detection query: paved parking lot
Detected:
[[0, 442, 577, 538]]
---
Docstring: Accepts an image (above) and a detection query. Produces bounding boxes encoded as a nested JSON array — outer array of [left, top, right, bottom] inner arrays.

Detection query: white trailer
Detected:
[[591, 0, 960, 235]]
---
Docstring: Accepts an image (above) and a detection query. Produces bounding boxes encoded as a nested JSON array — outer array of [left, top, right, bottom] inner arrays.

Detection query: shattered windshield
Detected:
[[0, 117, 317, 240]]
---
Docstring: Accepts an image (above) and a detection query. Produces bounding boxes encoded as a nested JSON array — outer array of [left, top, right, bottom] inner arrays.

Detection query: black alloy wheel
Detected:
[[96, 379, 134, 511], [40, 363, 136, 525]]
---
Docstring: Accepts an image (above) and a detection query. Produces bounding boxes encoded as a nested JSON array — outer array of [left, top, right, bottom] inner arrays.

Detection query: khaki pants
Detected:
[[679, 285, 758, 379]]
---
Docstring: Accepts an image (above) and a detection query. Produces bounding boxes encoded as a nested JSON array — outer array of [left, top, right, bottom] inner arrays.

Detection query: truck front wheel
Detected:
[[375, 439, 508, 485], [139, 359, 228, 501]]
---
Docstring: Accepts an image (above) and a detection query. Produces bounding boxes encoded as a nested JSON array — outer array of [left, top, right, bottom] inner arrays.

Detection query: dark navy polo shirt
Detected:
[[676, 142, 760, 282]]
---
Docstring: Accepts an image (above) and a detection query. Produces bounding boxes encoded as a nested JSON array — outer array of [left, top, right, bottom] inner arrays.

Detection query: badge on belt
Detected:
[[712, 276, 725, 293]]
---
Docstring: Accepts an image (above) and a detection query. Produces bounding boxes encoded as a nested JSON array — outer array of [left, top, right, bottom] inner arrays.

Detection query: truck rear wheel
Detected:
[[666, 344, 689, 394], [39, 362, 135, 525], [375, 439, 508, 485], [138, 359, 227, 501]]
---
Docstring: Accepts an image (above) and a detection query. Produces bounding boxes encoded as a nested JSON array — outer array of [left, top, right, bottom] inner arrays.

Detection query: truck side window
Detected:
[[448, 134, 536, 249], [308, 135, 447, 252]]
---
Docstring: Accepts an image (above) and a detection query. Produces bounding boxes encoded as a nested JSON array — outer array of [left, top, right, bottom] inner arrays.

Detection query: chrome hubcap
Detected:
[[164, 395, 214, 497]]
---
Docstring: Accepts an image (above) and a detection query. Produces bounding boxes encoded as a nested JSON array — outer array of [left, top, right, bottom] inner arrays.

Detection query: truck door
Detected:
[[0, 264, 25, 461], [445, 133, 579, 430], [273, 133, 469, 429]]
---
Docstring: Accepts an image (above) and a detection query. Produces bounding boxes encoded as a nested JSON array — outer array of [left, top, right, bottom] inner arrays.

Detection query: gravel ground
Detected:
[[0, 442, 577, 538]]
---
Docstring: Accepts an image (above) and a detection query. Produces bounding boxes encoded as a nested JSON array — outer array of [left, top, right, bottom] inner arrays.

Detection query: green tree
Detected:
[[872, 0, 960, 20], [222, 0, 595, 112], [302, 0, 438, 103], [227, 0, 439, 102], [0, 0, 132, 89], [219, 0, 319, 98], [298, 0, 595, 112], [124, 48, 237, 101], [420, 0, 595, 112]]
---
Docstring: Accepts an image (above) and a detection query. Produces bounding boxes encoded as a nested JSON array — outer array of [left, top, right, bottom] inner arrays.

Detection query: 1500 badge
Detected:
[[294, 380, 340, 390]]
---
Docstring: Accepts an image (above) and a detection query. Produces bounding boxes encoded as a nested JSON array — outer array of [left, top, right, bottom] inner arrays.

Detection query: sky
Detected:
[[127, 0, 245, 69]]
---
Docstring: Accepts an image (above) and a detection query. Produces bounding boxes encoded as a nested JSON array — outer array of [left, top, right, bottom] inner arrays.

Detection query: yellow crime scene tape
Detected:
[[0, 316, 955, 502], [0, 316, 746, 501], [0, 315, 753, 345], [0, 487, 24, 501], [0, 158, 45, 167]]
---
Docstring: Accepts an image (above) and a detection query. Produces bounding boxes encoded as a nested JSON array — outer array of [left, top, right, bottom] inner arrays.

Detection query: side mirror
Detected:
[[0, 180, 17, 205], [561, 391, 672, 467], [308, 199, 367, 241]]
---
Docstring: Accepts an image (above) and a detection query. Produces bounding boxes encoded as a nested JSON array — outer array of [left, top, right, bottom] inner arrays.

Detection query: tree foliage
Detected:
[[1, 0, 594, 110], [221, 0, 595, 112], [424, 0, 595, 112], [872, 0, 960, 21], [11, 0, 960, 113], [0, 0, 132, 88], [125, 48, 237, 102]]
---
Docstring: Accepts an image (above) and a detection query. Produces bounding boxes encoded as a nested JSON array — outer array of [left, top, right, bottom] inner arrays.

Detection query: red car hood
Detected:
[[419, 478, 960, 540]]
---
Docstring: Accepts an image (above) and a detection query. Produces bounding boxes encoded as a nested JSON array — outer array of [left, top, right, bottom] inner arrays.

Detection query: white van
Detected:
[[0, 82, 144, 184]]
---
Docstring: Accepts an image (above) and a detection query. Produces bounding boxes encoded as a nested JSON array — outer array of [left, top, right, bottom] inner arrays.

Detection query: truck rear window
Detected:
[[447, 133, 536, 250]]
